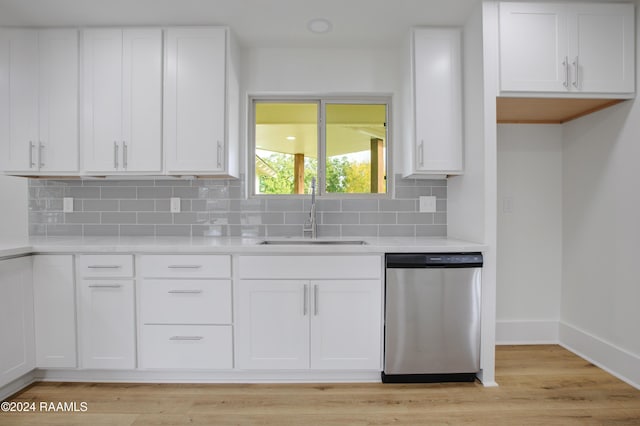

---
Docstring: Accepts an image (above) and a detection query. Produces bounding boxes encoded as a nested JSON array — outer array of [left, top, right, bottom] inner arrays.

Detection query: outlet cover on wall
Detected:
[[63, 197, 74, 213], [419, 196, 436, 213], [170, 197, 181, 213]]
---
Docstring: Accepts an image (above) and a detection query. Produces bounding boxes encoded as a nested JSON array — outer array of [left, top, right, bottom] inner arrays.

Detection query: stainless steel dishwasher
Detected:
[[382, 253, 482, 383]]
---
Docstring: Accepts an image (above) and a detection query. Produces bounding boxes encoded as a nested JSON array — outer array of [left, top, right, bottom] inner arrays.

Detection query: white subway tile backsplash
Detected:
[[137, 212, 173, 224], [120, 200, 155, 211], [101, 187, 137, 199], [82, 200, 119, 211], [28, 174, 447, 238], [137, 187, 172, 199], [101, 212, 137, 224]]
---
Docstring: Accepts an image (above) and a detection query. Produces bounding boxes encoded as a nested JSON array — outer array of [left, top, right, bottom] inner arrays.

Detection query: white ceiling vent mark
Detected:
[[307, 18, 333, 34]]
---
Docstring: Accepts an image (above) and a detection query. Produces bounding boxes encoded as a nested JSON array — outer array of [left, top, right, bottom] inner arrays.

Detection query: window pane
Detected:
[[255, 103, 318, 195], [325, 104, 387, 194]]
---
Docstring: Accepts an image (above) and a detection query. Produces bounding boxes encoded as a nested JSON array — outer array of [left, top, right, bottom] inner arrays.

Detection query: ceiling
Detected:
[[0, 0, 481, 48]]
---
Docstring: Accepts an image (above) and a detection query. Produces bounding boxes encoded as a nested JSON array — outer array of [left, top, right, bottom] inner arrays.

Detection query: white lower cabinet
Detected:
[[236, 255, 383, 371], [137, 255, 233, 370], [77, 255, 136, 369], [0, 256, 34, 387], [236, 280, 310, 370], [310, 280, 382, 370], [33, 255, 76, 368]]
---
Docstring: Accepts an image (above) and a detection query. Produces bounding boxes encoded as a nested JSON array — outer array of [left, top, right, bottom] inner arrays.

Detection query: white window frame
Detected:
[[249, 95, 393, 198]]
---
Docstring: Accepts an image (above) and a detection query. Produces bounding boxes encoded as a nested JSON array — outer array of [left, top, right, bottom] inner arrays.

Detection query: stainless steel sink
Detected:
[[257, 239, 367, 246]]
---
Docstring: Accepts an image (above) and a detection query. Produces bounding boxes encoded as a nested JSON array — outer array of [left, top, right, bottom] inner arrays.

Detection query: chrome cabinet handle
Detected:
[[314, 284, 319, 316], [418, 140, 424, 167], [114, 141, 119, 169], [38, 142, 44, 168], [29, 141, 36, 168], [168, 289, 203, 294], [87, 265, 121, 269], [88, 284, 122, 288], [167, 265, 202, 269], [572, 56, 579, 89], [122, 141, 128, 169], [169, 336, 203, 341], [562, 56, 569, 89], [303, 284, 308, 316], [217, 141, 222, 169]]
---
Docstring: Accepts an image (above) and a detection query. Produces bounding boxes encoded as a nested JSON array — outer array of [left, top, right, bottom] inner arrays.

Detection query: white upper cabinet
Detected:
[[403, 28, 463, 178], [164, 27, 239, 177], [83, 28, 162, 174], [499, 2, 635, 96], [0, 29, 79, 174]]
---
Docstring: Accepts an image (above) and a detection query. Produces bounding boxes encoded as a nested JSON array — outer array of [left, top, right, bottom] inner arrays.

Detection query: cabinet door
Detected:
[[79, 279, 135, 369], [121, 29, 162, 172], [499, 3, 568, 92], [0, 29, 39, 172], [310, 280, 382, 370], [38, 29, 79, 173], [33, 255, 76, 368], [568, 4, 635, 93], [236, 280, 309, 369], [0, 257, 34, 387], [413, 28, 463, 173], [82, 29, 123, 173], [165, 28, 226, 174]]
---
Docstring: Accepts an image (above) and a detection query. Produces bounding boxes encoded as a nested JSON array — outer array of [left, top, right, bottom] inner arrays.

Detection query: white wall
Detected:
[[448, 2, 497, 386], [242, 46, 403, 171], [0, 175, 28, 240], [496, 124, 562, 343], [561, 98, 640, 387], [558, 1, 640, 388]]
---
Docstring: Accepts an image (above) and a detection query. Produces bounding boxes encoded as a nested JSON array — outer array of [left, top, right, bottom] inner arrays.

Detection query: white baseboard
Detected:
[[35, 369, 381, 384], [0, 371, 38, 401], [496, 320, 559, 345], [559, 322, 640, 390]]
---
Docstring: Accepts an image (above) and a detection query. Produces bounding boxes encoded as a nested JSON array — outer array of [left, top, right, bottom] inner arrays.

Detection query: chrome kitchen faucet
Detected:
[[303, 177, 318, 239]]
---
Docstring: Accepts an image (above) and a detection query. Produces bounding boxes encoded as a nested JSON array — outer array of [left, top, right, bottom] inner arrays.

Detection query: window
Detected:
[[252, 97, 390, 196]]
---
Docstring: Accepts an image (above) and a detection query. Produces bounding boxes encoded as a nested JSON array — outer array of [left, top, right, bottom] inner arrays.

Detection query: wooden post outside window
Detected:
[[370, 138, 385, 193], [294, 153, 305, 194]]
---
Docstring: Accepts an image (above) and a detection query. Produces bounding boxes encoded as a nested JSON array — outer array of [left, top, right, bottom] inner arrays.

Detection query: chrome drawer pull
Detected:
[[88, 284, 122, 288], [303, 284, 308, 316], [314, 284, 319, 315], [167, 265, 202, 269], [169, 336, 203, 341], [168, 289, 203, 294], [87, 265, 122, 269], [29, 141, 36, 168], [38, 142, 44, 168], [114, 141, 119, 169]]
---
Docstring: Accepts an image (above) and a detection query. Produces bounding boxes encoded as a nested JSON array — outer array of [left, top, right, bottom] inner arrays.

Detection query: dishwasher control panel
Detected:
[[386, 253, 483, 268]]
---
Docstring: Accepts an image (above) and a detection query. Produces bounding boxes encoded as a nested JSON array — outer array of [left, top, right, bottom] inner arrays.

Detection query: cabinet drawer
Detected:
[[140, 279, 231, 324], [78, 255, 133, 277], [238, 255, 382, 279], [138, 255, 231, 278], [140, 325, 232, 369]]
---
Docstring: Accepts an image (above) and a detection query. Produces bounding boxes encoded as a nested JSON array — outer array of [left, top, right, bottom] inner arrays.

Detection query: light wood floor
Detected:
[[2, 345, 640, 425]]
